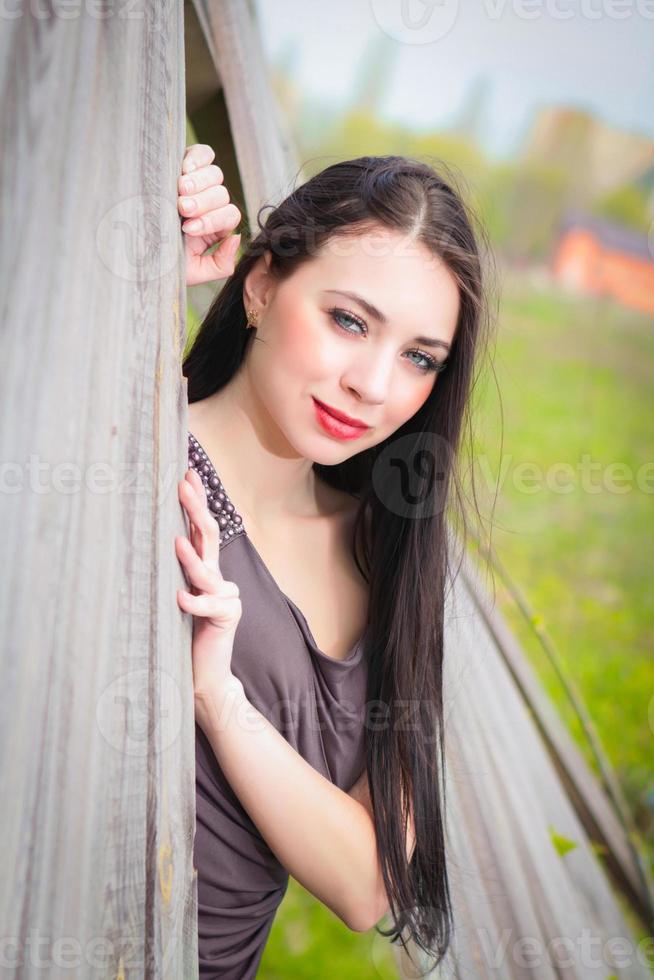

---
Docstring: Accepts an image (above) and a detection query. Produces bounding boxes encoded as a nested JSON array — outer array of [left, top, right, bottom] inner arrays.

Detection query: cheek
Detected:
[[276, 309, 334, 378], [284, 316, 314, 370], [387, 377, 436, 427]]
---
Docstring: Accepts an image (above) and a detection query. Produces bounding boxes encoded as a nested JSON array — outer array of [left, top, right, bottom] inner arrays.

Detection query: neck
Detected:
[[188, 369, 323, 525]]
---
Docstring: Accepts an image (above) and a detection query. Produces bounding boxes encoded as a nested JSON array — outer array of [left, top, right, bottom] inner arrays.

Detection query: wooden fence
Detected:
[[1, 1, 651, 977]]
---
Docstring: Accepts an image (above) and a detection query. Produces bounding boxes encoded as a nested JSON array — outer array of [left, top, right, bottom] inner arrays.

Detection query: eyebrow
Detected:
[[322, 289, 451, 353]]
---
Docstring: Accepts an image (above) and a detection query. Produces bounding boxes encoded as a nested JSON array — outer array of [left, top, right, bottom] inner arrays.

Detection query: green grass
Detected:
[[258, 877, 399, 978]]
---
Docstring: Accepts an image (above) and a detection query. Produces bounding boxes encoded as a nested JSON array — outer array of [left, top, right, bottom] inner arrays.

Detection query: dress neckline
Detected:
[[187, 431, 365, 666]]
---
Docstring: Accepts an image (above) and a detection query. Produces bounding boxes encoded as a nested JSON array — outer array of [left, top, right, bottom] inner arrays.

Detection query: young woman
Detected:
[[175, 144, 492, 978]]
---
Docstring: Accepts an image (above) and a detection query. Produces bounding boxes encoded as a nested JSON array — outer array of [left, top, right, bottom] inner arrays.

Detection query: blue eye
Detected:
[[406, 350, 445, 373], [327, 307, 446, 375], [329, 308, 365, 335]]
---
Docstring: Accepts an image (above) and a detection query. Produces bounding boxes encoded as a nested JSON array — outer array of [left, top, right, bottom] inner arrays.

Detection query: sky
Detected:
[[254, 0, 654, 160]]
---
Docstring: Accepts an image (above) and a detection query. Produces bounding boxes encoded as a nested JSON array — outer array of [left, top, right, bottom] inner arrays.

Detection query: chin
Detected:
[[277, 396, 372, 463], [287, 425, 358, 465]]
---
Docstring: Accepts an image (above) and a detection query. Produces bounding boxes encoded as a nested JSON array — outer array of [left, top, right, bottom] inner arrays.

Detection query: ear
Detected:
[[242, 249, 274, 313]]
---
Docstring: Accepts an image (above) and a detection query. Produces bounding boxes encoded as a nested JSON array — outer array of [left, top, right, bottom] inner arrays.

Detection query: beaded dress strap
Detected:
[[188, 432, 246, 546]]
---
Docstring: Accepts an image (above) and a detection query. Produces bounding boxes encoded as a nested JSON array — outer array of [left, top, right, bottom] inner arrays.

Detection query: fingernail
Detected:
[[181, 197, 196, 212], [186, 161, 196, 173], [184, 219, 202, 232]]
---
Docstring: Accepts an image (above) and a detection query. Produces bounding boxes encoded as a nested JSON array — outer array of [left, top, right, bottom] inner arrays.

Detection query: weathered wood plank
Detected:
[[190, 0, 302, 230], [462, 546, 654, 925], [0, 4, 197, 977], [185, 0, 246, 228]]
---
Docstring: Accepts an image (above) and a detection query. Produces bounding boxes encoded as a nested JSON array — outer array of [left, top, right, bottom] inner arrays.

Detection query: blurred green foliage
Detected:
[[290, 105, 652, 262], [593, 182, 653, 233], [259, 878, 400, 978]]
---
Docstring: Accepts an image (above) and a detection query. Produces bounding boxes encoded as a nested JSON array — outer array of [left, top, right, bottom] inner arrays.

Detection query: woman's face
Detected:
[[242, 225, 461, 463]]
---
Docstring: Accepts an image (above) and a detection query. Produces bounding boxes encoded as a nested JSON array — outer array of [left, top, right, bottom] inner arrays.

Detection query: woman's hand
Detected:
[[178, 143, 242, 287], [176, 466, 244, 726]]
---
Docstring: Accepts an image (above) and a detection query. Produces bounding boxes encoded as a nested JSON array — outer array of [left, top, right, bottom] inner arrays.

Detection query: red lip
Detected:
[[312, 398, 370, 429]]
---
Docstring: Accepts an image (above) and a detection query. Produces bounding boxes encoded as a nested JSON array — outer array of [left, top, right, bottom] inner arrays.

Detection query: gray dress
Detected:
[[188, 431, 369, 979]]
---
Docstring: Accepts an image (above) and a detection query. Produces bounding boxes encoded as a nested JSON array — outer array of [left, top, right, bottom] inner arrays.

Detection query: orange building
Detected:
[[551, 209, 654, 315]]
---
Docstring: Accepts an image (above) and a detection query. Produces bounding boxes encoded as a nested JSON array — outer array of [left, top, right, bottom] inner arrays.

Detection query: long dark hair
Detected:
[[183, 155, 496, 973]]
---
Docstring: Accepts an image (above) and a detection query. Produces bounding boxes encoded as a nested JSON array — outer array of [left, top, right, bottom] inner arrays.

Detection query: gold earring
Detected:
[[246, 308, 260, 329]]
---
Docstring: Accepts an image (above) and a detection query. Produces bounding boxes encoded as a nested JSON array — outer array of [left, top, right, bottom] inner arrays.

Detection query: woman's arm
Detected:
[[346, 767, 417, 923], [198, 680, 407, 933], [176, 468, 414, 930]]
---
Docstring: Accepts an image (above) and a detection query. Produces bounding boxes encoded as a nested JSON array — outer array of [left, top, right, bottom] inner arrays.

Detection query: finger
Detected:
[[188, 520, 201, 587], [184, 469, 221, 567], [189, 236, 241, 285], [175, 536, 221, 593], [180, 475, 212, 537], [187, 516, 204, 579], [177, 589, 243, 632], [181, 202, 242, 236], [179, 477, 220, 567], [177, 584, 242, 630], [182, 143, 215, 175], [178, 163, 224, 196], [178, 183, 230, 220], [177, 580, 240, 610], [186, 465, 211, 503], [184, 521, 202, 588]]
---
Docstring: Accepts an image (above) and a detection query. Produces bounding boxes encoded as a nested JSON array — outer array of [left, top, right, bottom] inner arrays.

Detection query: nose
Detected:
[[340, 344, 395, 407]]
